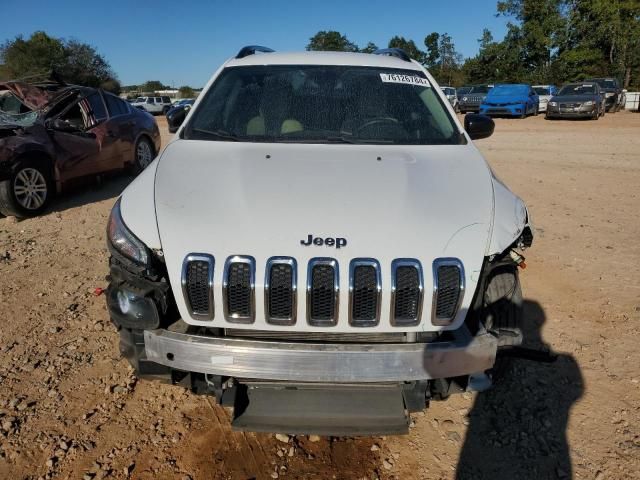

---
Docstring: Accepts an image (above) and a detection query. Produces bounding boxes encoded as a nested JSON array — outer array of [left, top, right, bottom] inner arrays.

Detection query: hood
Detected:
[[0, 82, 59, 111], [153, 140, 496, 332]]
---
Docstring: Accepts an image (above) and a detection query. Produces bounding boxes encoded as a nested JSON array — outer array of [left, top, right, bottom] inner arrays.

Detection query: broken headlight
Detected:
[[107, 198, 150, 265]]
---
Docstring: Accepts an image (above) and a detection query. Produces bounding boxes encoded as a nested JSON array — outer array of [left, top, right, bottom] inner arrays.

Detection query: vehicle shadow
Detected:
[[455, 300, 584, 480], [48, 173, 134, 214]]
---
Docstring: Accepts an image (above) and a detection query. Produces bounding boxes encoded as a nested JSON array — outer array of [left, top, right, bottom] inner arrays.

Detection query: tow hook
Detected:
[[509, 249, 527, 269], [498, 346, 558, 363]]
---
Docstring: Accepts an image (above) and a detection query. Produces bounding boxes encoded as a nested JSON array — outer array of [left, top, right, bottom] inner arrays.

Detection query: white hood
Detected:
[[153, 140, 496, 332]]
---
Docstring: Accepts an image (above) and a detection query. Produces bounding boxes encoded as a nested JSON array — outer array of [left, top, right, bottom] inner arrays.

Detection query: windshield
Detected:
[[533, 87, 550, 95], [559, 84, 596, 95], [469, 85, 491, 94], [184, 65, 460, 145], [441, 87, 455, 96], [491, 85, 528, 96], [457, 86, 472, 95], [589, 79, 616, 89], [0, 91, 38, 127]]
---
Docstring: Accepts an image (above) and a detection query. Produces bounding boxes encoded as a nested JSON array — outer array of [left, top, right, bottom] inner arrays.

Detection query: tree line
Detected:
[[307, 0, 640, 88]]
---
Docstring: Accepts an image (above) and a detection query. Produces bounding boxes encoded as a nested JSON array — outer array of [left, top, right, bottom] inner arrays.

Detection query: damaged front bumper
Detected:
[[142, 326, 498, 383]]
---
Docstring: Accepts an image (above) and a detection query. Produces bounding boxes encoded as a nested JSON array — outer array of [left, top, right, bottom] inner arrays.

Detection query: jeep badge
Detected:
[[300, 234, 347, 249]]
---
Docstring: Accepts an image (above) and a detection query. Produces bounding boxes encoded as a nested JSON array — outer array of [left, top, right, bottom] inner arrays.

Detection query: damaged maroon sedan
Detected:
[[0, 81, 161, 218]]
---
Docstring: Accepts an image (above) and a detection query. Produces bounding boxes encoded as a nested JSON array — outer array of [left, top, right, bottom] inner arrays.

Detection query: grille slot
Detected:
[[181, 254, 214, 319], [265, 257, 297, 325], [223, 256, 255, 323], [307, 258, 339, 326], [349, 259, 381, 327], [390, 259, 423, 326], [432, 258, 465, 326]]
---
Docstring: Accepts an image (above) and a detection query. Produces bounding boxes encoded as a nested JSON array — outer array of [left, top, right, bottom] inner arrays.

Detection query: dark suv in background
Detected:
[[584, 78, 625, 112], [458, 84, 493, 113]]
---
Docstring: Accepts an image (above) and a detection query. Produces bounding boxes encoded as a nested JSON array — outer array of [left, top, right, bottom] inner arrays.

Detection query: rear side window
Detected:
[[86, 93, 107, 122], [147, 98, 154, 104], [105, 94, 129, 116]]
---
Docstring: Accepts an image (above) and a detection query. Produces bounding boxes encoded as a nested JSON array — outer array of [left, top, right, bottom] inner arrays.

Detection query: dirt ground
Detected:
[[0, 112, 638, 480]]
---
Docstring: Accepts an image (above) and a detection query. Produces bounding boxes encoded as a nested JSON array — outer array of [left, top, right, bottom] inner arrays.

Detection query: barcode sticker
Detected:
[[380, 73, 431, 87]]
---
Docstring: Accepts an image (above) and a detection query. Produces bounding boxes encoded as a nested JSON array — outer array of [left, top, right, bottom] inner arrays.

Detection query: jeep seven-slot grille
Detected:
[[223, 256, 255, 322], [435, 266, 461, 318], [182, 254, 464, 327], [308, 260, 338, 326], [182, 254, 214, 319], [352, 267, 377, 320], [266, 259, 296, 324], [186, 261, 210, 314], [391, 260, 423, 326], [350, 259, 381, 326], [432, 259, 465, 325]]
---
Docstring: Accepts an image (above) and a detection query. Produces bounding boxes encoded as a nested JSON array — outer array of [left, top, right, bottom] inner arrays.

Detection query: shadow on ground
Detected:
[[456, 300, 584, 480], [49, 174, 133, 214]]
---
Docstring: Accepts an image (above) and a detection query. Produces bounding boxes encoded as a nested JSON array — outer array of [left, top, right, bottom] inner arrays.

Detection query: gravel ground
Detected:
[[0, 112, 638, 480]]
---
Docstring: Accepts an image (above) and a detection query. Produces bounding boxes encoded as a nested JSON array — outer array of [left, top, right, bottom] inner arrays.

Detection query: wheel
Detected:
[[0, 160, 52, 218], [132, 136, 155, 174], [534, 103, 539, 116], [484, 267, 523, 380]]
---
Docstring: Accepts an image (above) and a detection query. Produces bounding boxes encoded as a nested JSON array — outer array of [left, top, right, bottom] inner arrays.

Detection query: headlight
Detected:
[[549, 101, 557, 107], [605, 92, 615, 97], [107, 198, 150, 265], [583, 101, 594, 106], [462, 97, 468, 101]]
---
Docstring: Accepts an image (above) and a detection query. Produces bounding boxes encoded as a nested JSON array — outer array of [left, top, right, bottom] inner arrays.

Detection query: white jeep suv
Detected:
[[106, 46, 533, 435], [132, 96, 172, 115]]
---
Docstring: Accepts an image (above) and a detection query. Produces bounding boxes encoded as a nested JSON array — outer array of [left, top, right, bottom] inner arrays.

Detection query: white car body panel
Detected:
[[118, 51, 529, 334], [120, 157, 161, 250], [153, 140, 494, 333]]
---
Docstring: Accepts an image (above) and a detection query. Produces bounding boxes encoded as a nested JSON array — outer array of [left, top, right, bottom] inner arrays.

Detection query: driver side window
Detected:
[[59, 102, 88, 130]]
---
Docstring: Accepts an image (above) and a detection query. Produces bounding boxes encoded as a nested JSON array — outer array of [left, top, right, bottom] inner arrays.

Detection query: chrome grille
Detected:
[[432, 258, 465, 326], [307, 258, 339, 326], [223, 256, 255, 323], [265, 257, 297, 325], [349, 258, 381, 327], [181, 254, 214, 319], [390, 259, 423, 326]]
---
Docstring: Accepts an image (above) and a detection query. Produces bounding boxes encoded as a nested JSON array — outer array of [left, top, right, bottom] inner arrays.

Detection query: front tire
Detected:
[[0, 161, 52, 218]]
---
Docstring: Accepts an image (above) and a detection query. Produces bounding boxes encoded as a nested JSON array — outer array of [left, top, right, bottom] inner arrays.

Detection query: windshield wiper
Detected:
[[192, 128, 241, 141]]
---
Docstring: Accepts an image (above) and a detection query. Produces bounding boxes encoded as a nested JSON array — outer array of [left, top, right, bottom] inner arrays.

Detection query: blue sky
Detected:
[[2, 0, 509, 87]]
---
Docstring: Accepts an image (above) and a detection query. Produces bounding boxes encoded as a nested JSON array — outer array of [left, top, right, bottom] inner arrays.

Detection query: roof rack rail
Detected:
[[236, 45, 275, 59], [373, 48, 411, 62]]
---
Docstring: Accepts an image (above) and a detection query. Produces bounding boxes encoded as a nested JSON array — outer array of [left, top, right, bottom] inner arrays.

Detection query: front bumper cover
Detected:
[[143, 326, 498, 383]]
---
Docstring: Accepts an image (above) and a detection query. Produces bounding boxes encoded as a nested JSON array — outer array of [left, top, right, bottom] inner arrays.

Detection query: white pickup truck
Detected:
[[106, 46, 533, 435]]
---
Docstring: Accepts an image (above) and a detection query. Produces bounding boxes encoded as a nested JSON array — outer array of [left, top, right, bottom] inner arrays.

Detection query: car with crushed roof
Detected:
[[0, 81, 160, 218], [105, 46, 533, 436]]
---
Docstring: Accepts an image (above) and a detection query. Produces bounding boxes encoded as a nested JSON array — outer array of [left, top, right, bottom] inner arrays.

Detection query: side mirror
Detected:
[[464, 113, 494, 140]]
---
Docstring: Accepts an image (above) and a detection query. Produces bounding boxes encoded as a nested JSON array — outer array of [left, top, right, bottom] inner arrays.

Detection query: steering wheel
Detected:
[[354, 117, 399, 134]]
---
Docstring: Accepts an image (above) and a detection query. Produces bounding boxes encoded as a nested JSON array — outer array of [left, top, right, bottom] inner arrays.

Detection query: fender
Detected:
[[487, 174, 533, 255]]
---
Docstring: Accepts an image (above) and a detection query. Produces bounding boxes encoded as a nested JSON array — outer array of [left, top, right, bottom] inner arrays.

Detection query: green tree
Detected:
[[437, 33, 463, 85], [140, 80, 166, 93], [178, 85, 196, 98], [0, 31, 119, 87], [306, 31, 358, 52], [388, 36, 425, 63], [359, 42, 379, 54], [423, 33, 440, 68]]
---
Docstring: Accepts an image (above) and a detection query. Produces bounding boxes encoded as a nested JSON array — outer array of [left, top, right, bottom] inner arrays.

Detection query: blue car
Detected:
[[479, 84, 539, 118]]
